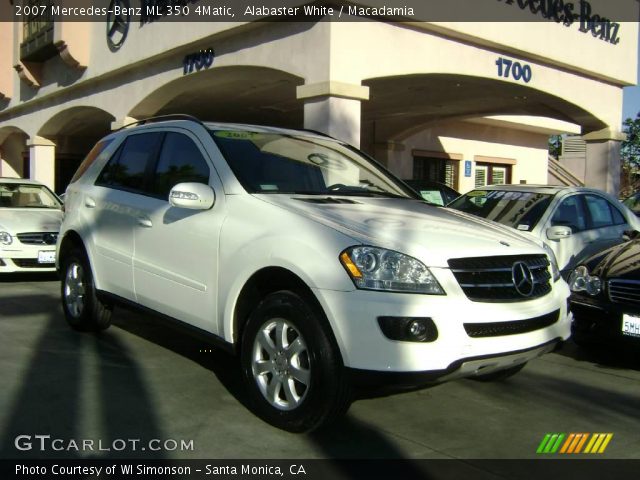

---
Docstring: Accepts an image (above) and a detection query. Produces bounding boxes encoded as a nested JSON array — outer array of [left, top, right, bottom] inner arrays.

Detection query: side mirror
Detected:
[[546, 225, 572, 241], [169, 183, 215, 210], [623, 229, 640, 241]]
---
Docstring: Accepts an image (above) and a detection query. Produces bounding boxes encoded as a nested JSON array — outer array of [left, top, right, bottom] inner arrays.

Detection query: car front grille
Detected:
[[17, 232, 58, 245], [608, 279, 640, 307], [448, 254, 551, 302], [464, 310, 559, 338]]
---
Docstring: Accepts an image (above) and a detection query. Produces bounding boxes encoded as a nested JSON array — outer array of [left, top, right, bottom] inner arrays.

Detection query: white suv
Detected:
[[57, 116, 571, 432]]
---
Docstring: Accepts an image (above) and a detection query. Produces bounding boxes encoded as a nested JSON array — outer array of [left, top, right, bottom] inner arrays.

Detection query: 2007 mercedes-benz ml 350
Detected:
[[57, 116, 571, 432]]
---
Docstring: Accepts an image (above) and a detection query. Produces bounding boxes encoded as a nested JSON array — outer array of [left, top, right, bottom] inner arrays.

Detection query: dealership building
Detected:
[[0, 0, 637, 195]]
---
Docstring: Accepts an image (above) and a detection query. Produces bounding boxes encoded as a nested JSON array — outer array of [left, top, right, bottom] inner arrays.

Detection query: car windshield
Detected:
[[0, 183, 62, 209], [448, 189, 553, 232], [210, 130, 414, 198]]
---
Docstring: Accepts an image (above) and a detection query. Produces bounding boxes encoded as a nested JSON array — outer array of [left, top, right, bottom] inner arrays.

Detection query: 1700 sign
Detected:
[[496, 57, 532, 83]]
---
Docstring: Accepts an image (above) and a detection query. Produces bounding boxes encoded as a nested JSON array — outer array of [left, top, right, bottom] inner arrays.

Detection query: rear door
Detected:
[[88, 132, 163, 300], [547, 193, 627, 274]]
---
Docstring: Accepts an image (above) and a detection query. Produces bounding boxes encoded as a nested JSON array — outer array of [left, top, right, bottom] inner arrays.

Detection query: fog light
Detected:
[[378, 316, 438, 343], [408, 319, 428, 338]]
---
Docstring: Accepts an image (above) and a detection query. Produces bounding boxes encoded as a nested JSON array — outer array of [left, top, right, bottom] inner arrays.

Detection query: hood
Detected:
[[0, 209, 63, 233], [256, 195, 543, 267], [590, 239, 640, 280]]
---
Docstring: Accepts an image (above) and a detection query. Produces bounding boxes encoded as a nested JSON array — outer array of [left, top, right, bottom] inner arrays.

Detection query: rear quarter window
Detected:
[[69, 138, 114, 184]]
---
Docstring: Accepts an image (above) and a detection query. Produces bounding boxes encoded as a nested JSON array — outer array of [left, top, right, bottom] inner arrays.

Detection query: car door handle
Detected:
[[137, 216, 153, 228], [84, 197, 96, 208]]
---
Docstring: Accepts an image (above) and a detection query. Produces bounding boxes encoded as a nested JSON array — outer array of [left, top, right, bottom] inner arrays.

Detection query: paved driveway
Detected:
[[1, 274, 639, 473]]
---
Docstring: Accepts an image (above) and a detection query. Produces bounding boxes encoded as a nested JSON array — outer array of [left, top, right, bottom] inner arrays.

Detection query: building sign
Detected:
[[183, 48, 215, 75], [496, 0, 621, 45], [464, 160, 472, 178], [106, 0, 131, 51]]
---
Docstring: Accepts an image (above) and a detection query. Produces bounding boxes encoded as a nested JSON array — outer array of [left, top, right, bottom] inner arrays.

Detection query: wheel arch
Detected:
[[231, 267, 339, 357]]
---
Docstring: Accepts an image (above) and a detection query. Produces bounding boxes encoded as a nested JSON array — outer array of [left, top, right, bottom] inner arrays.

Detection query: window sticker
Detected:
[[214, 131, 262, 140], [467, 190, 487, 197], [517, 224, 530, 231]]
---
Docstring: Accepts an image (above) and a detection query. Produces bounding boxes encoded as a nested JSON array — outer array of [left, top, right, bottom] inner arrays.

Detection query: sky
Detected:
[[622, 26, 640, 124]]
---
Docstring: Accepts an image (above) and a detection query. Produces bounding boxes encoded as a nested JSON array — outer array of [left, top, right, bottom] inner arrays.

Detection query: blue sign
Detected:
[[464, 160, 472, 178]]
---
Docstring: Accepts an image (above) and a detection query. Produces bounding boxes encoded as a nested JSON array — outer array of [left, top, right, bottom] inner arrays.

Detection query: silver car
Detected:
[[0, 178, 63, 273], [449, 184, 640, 277]]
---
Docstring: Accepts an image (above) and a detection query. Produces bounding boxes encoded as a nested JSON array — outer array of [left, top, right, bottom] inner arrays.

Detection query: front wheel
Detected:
[[240, 290, 351, 432], [60, 248, 112, 332]]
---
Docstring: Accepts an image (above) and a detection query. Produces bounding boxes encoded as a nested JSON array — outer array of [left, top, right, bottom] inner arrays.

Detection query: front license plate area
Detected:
[[622, 314, 640, 338], [38, 251, 56, 264]]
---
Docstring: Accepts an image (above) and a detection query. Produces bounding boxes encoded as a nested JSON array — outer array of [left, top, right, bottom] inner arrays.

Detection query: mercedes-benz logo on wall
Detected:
[[512, 261, 535, 297], [106, 0, 131, 51]]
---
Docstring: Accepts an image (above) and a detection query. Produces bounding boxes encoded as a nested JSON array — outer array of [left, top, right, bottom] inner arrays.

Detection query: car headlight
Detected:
[[340, 246, 445, 294], [568, 265, 602, 296], [542, 243, 560, 282], [0, 232, 12, 245]]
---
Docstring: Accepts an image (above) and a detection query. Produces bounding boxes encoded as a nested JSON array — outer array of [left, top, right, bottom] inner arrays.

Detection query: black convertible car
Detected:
[[569, 236, 640, 346]]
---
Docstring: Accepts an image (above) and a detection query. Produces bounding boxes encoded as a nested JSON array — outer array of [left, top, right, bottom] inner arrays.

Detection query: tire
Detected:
[[60, 248, 112, 332], [240, 290, 351, 432], [471, 362, 526, 382]]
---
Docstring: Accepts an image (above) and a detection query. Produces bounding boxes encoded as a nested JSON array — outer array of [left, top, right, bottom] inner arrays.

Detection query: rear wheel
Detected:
[[60, 248, 112, 332], [240, 290, 351, 432]]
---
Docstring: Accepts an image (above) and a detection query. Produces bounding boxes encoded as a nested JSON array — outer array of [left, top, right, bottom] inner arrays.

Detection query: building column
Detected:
[[297, 81, 369, 148], [111, 116, 138, 131], [582, 128, 625, 196], [28, 136, 56, 190]]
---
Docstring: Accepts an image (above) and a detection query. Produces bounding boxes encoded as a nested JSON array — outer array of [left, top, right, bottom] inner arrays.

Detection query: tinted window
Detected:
[[551, 196, 587, 232], [611, 204, 626, 225], [448, 190, 552, 232], [97, 133, 163, 192], [584, 195, 617, 229], [152, 133, 210, 198]]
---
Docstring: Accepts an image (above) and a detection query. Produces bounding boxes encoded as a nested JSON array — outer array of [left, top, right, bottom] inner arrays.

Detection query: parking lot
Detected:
[[1, 274, 639, 470]]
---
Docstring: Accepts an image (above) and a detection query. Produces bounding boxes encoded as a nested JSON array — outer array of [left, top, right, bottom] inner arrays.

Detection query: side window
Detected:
[[610, 204, 626, 226], [550, 196, 587, 232], [151, 133, 210, 198], [584, 195, 615, 229], [96, 133, 163, 192]]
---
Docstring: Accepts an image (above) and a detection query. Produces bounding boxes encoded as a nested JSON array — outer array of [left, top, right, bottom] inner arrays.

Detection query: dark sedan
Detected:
[[569, 237, 640, 346]]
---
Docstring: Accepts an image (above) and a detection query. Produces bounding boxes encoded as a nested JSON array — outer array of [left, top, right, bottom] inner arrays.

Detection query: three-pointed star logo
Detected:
[[512, 261, 535, 297], [106, 0, 131, 51]]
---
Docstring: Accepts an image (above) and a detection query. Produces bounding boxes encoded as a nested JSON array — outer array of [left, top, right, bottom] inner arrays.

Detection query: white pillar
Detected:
[[582, 128, 624, 196], [28, 136, 56, 190], [111, 116, 138, 131], [297, 81, 369, 148]]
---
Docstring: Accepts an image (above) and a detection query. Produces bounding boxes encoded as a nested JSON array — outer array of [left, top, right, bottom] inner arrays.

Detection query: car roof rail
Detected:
[[116, 114, 205, 131], [300, 128, 333, 138]]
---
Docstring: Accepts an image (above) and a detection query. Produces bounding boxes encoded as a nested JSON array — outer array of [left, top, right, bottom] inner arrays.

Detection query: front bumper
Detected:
[[0, 245, 57, 272], [313, 271, 571, 374], [570, 294, 640, 345]]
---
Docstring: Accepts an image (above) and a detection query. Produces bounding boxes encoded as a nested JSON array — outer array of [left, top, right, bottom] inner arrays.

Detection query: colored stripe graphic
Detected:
[[537, 433, 565, 454], [537, 433, 613, 454]]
